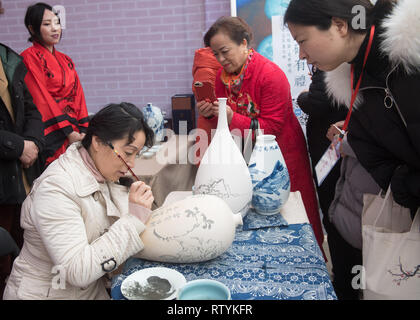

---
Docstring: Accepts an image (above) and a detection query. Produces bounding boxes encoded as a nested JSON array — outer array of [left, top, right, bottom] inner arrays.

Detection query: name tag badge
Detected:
[[315, 141, 341, 186]]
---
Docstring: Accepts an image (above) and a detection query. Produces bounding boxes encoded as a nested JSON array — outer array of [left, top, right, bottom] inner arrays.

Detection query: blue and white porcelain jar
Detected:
[[142, 102, 164, 143], [248, 135, 290, 215]]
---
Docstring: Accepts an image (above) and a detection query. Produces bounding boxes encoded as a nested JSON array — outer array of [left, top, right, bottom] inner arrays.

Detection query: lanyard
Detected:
[[339, 25, 376, 140]]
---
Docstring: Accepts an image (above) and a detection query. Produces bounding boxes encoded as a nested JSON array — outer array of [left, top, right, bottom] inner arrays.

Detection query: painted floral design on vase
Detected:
[[142, 102, 164, 142], [248, 134, 290, 215], [194, 98, 253, 216], [134, 195, 243, 263]]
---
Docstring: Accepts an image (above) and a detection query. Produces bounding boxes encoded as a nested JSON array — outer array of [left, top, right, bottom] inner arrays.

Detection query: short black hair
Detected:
[[24, 2, 59, 43], [284, 0, 379, 34], [82, 102, 154, 150], [204, 16, 253, 48]]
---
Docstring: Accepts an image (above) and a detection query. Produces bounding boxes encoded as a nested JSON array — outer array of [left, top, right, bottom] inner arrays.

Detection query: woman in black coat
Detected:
[[0, 42, 45, 297], [0, 43, 45, 204], [285, 0, 420, 217]]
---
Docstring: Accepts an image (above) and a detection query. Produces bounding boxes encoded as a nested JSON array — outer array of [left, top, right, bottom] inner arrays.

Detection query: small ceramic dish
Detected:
[[141, 151, 154, 159], [149, 145, 162, 152], [177, 279, 231, 300], [121, 267, 186, 300]]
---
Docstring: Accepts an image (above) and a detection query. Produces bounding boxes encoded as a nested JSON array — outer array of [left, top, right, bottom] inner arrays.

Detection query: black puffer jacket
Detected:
[[324, 0, 420, 214], [0, 43, 45, 204]]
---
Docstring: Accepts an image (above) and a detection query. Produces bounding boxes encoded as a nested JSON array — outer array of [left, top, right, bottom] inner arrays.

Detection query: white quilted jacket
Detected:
[[3, 143, 146, 300]]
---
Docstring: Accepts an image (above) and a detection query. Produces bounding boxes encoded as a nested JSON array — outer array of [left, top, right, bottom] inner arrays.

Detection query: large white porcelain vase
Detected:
[[134, 195, 243, 263], [248, 134, 290, 215], [193, 98, 253, 215]]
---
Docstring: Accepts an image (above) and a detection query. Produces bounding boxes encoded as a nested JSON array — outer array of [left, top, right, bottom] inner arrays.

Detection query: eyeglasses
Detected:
[[106, 142, 140, 182]]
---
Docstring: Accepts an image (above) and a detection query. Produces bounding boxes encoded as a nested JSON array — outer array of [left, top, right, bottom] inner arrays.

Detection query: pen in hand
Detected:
[[333, 124, 345, 135]]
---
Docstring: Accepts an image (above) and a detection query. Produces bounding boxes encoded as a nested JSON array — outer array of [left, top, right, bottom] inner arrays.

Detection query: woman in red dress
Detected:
[[21, 3, 89, 166], [197, 16, 325, 254]]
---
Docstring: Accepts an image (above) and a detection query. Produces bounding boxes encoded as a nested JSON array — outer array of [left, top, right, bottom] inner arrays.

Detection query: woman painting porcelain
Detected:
[[21, 3, 89, 166], [197, 16, 325, 253], [3, 102, 155, 300]]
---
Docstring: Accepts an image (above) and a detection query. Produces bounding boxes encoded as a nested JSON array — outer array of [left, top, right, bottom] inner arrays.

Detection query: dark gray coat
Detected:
[[328, 136, 380, 249]]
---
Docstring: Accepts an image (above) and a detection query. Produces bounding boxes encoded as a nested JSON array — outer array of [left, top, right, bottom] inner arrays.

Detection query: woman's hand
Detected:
[[326, 121, 345, 142], [209, 101, 234, 124], [20, 140, 39, 168], [67, 131, 84, 144], [129, 181, 154, 210], [326, 121, 347, 157], [196, 100, 215, 118]]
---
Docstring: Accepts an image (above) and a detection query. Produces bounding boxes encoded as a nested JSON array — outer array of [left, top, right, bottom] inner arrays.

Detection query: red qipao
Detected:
[[21, 42, 89, 165], [212, 51, 324, 252]]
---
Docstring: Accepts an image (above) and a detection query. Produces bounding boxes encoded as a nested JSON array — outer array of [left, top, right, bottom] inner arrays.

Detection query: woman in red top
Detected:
[[21, 3, 89, 166], [197, 16, 325, 253]]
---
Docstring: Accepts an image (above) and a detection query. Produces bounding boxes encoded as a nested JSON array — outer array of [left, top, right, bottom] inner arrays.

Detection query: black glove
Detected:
[[391, 165, 420, 210]]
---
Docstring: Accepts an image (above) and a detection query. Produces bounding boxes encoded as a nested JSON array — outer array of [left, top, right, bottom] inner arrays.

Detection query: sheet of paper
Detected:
[[315, 142, 341, 186]]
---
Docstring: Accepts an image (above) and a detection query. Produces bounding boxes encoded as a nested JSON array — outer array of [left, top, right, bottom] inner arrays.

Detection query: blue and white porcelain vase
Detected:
[[194, 98, 253, 216], [248, 135, 290, 215], [142, 102, 164, 143]]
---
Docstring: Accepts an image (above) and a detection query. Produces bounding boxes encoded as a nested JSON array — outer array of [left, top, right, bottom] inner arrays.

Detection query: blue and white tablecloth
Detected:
[[111, 211, 336, 300]]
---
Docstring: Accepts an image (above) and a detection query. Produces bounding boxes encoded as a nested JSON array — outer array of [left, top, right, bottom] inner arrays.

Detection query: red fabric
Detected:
[[191, 48, 221, 162], [192, 47, 221, 90], [215, 51, 325, 254], [21, 42, 89, 164]]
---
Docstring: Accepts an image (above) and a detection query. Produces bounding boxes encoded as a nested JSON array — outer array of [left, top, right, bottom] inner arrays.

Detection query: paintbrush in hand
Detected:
[[106, 142, 140, 182]]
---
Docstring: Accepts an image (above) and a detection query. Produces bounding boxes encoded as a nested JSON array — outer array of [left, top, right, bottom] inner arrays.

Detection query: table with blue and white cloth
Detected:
[[111, 193, 336, 300]]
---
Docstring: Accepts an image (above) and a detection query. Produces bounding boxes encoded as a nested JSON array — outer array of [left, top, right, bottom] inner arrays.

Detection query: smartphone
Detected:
[[193, 81, 217, 103]]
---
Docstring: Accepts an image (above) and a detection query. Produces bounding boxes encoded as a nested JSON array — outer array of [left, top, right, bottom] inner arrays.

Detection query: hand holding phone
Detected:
[[194, 81, 217, 103], [196, 100, 214, 118]]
